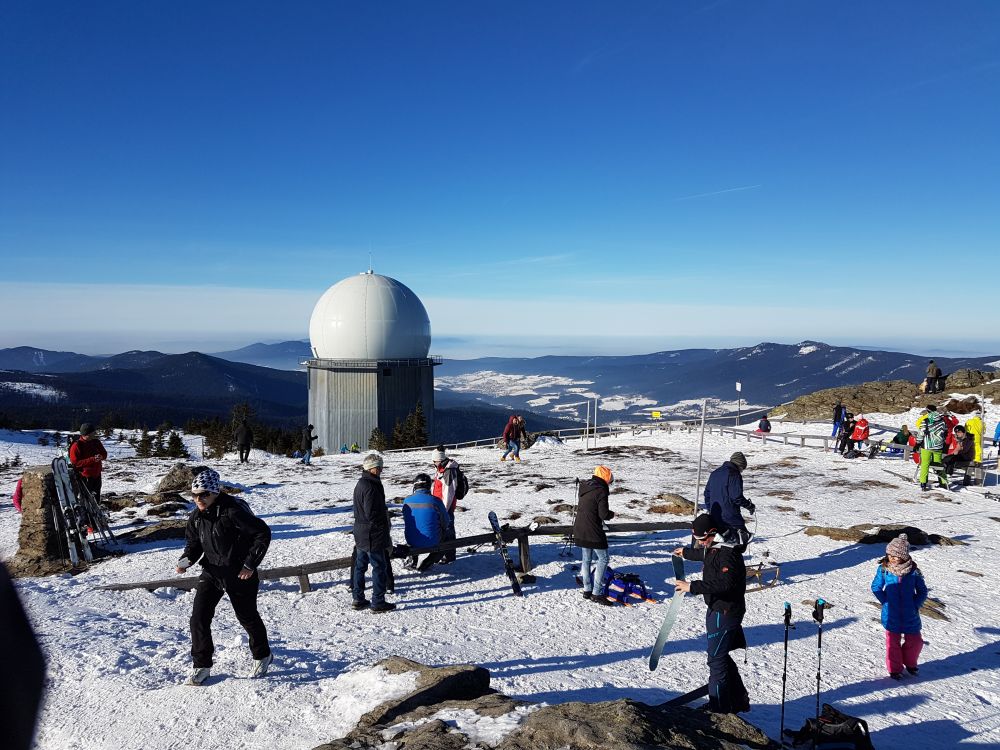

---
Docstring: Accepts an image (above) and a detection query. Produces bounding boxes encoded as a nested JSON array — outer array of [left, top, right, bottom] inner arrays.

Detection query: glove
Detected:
[[746, 501, 756, 515]]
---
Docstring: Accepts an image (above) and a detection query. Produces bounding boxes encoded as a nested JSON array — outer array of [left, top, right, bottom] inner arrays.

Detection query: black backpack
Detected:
[[451, 466, 470, 500], [785, 703, 875, 749]]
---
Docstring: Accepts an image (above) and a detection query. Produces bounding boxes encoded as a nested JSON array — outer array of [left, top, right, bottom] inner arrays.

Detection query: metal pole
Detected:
[[694, 400, 708, 521], [737, 397, 741, 427], [593, 396, 599, 445], [585, 400, 591, 451]]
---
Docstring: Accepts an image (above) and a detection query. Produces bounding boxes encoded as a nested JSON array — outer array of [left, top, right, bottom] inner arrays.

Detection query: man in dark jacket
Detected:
[[175, 468, 272, 685], [573, 466, 615, 605], [703, 452, 754, 549], [831, 401, 846, 438], [941, 425, 976, 486], [301, 424, 318, 465], [352, 453, 395, 612], [235, 421, 252, 464], [925, 360, 941, 393], [674, 514, 749, 714]]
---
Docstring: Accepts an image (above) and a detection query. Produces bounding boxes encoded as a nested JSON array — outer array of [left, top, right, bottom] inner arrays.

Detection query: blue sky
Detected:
[[2, 1, 998, 356]]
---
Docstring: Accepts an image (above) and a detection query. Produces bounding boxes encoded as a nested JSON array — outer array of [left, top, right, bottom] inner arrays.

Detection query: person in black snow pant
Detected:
[[175, 468, 273, 685], [301, 424, 318, 465], [235, 421, 252, 464], [674, 514, 750, 714]]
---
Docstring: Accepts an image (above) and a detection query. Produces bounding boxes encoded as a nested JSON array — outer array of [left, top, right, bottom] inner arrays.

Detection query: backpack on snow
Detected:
[[600, 567, 654, 605], [784, 703, 875, 749]]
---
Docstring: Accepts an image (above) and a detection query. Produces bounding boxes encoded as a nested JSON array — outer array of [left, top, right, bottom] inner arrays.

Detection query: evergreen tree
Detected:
[[391, 418, 408, 450], [152, 429, 167, 457], [406, 401, 428, 447], [204, 419, 230, 459], [369, 427, 389, 452], [135, 429, 153, 458], [166, 432, 189, 459]]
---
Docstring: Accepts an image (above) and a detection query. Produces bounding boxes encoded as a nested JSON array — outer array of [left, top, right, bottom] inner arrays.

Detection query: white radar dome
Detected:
[[309, 272, 432, 360]]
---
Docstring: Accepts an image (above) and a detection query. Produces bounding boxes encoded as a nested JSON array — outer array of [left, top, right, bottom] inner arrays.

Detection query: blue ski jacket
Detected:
[[402, 489, 449, 549], [704, 462, 752, 532], [871, 562, 928, 634]]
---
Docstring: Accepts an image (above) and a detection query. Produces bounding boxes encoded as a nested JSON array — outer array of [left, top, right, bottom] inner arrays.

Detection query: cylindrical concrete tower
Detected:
[[306, 271, 439, 452]]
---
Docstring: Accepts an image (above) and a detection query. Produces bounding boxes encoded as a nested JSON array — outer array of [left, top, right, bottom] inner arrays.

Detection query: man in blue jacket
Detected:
[[703, 452, 755, 549], [402, 473, 450, 572]]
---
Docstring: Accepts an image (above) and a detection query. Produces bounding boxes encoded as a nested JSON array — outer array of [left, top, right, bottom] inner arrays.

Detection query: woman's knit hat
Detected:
[[363, 453, 384, 471], [730, 452, 748, 471], [886, 533, 910, 560], [191, 468, 221, 495]]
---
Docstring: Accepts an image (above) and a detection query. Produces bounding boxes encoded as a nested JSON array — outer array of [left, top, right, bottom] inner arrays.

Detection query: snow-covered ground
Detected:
[[3, 416, 1000, 749]]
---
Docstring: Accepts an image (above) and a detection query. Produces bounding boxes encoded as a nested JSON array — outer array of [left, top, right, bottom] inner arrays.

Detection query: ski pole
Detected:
[[812, 598, 826, 721], [780, 602, 793, 746]]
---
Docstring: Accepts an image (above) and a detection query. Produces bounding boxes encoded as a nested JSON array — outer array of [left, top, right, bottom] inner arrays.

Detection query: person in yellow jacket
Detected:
[[965, 410, 984, 463]]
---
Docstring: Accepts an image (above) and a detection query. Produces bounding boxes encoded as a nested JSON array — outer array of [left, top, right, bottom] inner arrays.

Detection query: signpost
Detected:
[[736, 381, 742, 426]]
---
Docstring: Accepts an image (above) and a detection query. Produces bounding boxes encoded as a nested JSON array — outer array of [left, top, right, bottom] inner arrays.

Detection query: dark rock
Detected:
[[531, 516, 558, 525], [154, 463, 211, 494], [119, 520, 188, 543], [649, 493, 694, 515], [550, 503, 576, 513], [9, 466, 75, 577], [146, 501, 191, 517]]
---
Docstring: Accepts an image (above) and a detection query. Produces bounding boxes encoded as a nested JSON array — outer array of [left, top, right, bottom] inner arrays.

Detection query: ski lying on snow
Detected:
[[663, 683, 709, 707], [648, 553, 685, 671], [487, 511, 523, 597]]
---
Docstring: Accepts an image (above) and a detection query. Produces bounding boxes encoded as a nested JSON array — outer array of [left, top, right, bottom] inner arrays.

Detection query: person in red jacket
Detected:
[[850, 415, 870, 449], [942, 410, 960, 453], [69, 423, 107, 501], [12, 477, 23, 513]]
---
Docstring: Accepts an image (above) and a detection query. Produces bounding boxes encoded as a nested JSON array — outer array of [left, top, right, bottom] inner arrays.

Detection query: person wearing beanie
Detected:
[[69, 422, 108, 502], [431, 445, 460, 563], [703, 453, 754, 549], [300, 424, 318, 465], [871, 533, 928, 679], [673, 513, 749, 713], [573, 466, 616, 604], [351, 455, 395, 612], [175, 468, 273, 685], [402, 473, 450, 572]]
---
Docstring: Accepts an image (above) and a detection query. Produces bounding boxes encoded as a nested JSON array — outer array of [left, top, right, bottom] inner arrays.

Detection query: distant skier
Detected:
[[703, 452, 755, 549], [573, 466, 615, 605], [300, 424, 317, 465], [402, 473, 450, 572], [69, 422, 107, 502], [431, 446, 460, 562], [235, 420, 252, 464], [673, 514, 749, 714], [871, 534, 928, 680], [175, 468, 273, 685], [351, 454, 395, 612], [500, 415, 525, 462]]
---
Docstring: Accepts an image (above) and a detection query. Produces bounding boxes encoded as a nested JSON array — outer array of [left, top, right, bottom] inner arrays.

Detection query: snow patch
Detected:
[[797, 345, 819, 355], [387, 705, 541, 747], [0, 382, 67, 401], [599, 396, 657, 412]]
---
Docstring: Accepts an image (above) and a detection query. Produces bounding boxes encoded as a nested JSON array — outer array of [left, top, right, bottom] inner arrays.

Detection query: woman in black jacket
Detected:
[[176, 468, 272, 685], [573, 466, 615, 605]]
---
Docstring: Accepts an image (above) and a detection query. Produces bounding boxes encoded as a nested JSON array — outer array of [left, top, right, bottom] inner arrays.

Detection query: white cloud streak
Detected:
[[672, 184, 762, 201]]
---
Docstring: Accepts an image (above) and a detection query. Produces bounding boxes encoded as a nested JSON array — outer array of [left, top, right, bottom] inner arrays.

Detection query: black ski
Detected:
[[487, 511, 523, 597], [663, 683, 708, 707]]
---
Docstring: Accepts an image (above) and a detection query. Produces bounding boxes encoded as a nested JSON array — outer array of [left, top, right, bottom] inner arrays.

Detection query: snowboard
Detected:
[[648, 553, 686, 671], [487, 511, 523, 597], [663, 683, 709, 707]]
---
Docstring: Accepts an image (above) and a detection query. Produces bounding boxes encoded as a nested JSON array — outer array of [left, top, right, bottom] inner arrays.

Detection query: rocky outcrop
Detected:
[[314, 658, 778, 750], [804, 524, 964, 546], [771, 368, 998, 420], [7, 465, 74, 577]]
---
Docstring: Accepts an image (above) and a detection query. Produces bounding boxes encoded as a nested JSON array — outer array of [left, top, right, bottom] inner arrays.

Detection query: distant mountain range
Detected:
[[2, 340, 996, 432]]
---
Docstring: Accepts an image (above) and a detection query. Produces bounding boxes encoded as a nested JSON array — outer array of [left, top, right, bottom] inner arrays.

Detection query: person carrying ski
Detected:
[[673, 513, 749, 714], [500, 415, 524, 462], [402, 473, 450, 572], [351, 453, 395, 612], [69, 422, 107, 502], [703, 452, 754, 549], [300, 424, 317, 465], [175, 468, 273, 685], [831, 400, 847, 438], [235, 420, 252, 464], [573, 466, 615, 605], [871, 533, 928, 679], [917, 405, 947, 491], [431, 445, 460, 562]]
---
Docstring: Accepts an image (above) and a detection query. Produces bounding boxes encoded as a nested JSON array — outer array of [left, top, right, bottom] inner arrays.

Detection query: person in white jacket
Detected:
[[431, 445, 459, 562]]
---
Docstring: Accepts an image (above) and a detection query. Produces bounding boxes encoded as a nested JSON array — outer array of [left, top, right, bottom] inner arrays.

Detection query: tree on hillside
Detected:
[[166, 432, 189, 459], [135, 429, 153, 459], [369, 427, 389, 452], [406, 401, 428, 447]]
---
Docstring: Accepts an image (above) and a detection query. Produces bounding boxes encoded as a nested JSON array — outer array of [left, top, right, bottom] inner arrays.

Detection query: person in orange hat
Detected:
[[573, 466, 615, 605]]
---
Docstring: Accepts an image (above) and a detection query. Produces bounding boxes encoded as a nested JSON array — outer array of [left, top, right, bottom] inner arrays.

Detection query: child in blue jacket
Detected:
[[871, 533, 928, 679]]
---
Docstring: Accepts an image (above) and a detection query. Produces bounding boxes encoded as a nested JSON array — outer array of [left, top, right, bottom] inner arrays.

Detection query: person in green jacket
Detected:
[[918, 406, 947, 491]]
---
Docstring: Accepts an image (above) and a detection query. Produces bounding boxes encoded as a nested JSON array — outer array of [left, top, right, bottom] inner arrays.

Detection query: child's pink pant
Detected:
[[885, 630, 923, 674]]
